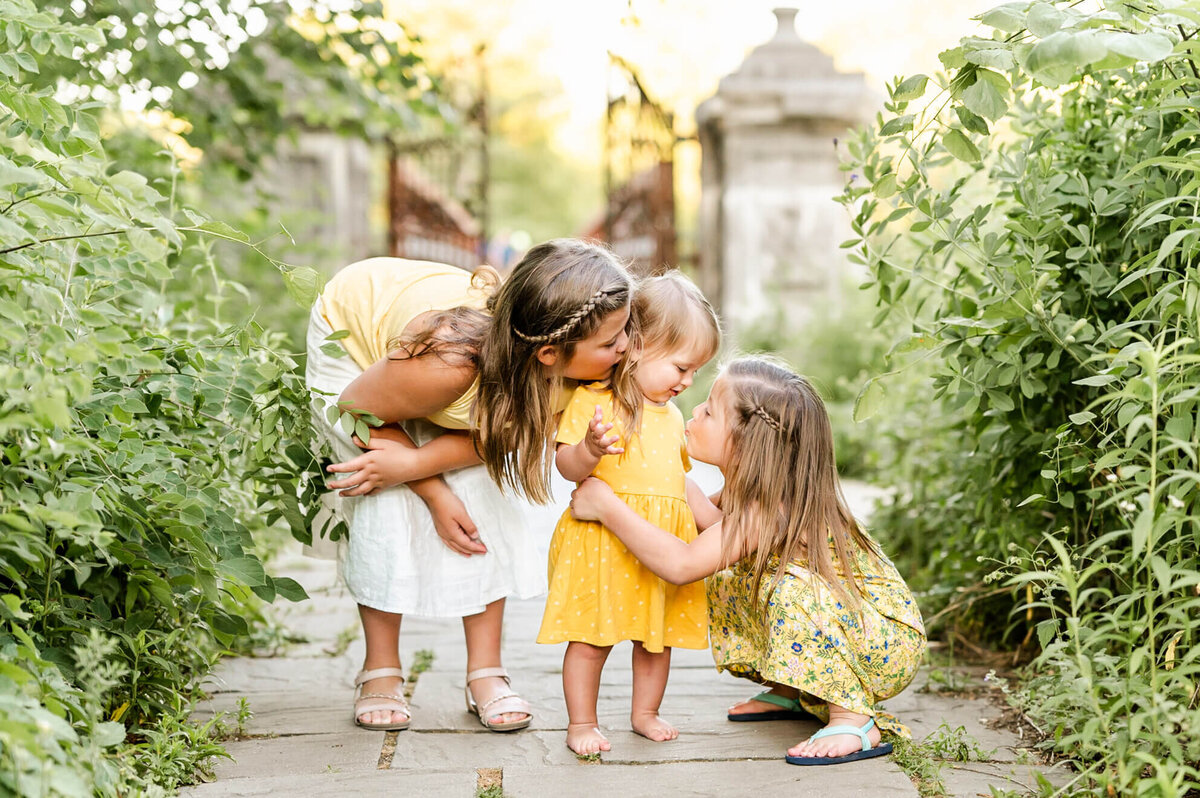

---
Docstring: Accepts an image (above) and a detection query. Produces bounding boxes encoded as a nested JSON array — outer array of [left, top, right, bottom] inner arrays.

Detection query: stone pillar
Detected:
[[696, 8, 876, 337]]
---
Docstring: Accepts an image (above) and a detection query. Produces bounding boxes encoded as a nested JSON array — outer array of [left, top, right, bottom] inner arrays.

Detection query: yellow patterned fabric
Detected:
[[707, 544, 926, 736], [318, 257, 490, 429], [537, 385, 708, 652]]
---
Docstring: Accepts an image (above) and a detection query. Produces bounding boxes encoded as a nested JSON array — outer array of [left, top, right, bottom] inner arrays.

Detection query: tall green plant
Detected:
[[0, 1, 326, 792], [840, 1, 1200, 793]]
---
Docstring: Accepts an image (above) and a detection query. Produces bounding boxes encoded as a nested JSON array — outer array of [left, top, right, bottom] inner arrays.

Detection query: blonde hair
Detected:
[[475, 239, 638, 503], [630, 271, 721, 365], [387, 266, 500, 365], [717, 356, 880, 609]]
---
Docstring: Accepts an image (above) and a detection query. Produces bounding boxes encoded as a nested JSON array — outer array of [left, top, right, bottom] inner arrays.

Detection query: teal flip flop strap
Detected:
[[807, 718, 876, 752], [749, 691, 803, 712]]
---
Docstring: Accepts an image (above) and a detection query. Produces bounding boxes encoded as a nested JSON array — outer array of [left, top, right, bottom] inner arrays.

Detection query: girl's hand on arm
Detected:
[[326, 431, 420, 496], [569, 477, 730, 585], [408, 477, 487, 557], [685, 477, 723, 531], [555, 405, 623, 482], [326, 427, 481, 495]]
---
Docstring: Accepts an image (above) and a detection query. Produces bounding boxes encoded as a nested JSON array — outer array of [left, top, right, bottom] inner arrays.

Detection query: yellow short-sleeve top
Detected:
[[319, 257, 490, 429], [555, 384, 691, 498]]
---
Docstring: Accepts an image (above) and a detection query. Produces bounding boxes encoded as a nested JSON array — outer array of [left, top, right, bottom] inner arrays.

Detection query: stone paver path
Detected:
[[184, 476, 1062, 797]]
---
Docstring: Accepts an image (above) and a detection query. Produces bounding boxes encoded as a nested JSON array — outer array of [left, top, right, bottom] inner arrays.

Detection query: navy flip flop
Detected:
[[784, 718, 893, 766], [727, 690, 817, 722]]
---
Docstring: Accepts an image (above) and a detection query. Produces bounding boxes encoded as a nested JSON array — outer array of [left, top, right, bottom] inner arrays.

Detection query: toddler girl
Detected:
[[568, 356, 926, 766], [537, 272, 721, 755]]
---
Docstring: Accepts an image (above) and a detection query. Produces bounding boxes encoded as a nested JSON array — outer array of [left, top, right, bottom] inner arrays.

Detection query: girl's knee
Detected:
[[567, 641, 613, 661]]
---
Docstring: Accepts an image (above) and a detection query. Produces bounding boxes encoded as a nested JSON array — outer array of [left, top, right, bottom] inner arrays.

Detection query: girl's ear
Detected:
[[535, 345, 559, 368]]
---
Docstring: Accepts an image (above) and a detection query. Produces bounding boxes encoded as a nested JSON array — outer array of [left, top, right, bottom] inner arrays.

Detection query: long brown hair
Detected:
[[385, 266, 500, 365], [475, 239, 637, 503], [717, 356, 880, 608]]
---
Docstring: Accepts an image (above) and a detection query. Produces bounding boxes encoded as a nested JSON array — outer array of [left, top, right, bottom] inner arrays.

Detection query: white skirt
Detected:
[[304, 301, 547, 617]]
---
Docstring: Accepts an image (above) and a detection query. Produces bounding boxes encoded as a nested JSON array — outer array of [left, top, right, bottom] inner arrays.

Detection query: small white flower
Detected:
[[1105, 472, 1117, 483], [1168, 495, 1185, 510]]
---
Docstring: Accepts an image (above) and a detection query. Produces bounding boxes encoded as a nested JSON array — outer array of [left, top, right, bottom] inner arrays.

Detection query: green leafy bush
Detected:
[[841, 1, 1200, 793], [0, 1, 323, 792]]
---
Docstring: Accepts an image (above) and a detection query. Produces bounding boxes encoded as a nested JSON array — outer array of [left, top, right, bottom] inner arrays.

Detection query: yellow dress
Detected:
[[536, 385, 708, 653]]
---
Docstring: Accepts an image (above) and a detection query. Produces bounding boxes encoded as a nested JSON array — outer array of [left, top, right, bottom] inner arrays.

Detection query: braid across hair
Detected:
[[474, 239, 637, 504], [511, 288, 618, 345], [718, 356, 881, 612]]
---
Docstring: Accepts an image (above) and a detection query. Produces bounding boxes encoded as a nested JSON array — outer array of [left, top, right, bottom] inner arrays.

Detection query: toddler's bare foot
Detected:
[[631, 711, 678, 742], [566, 722, 611, 756]]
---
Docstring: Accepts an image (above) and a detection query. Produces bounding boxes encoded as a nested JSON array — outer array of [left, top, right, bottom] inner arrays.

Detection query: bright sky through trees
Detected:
[[388, 0, 997, 158]]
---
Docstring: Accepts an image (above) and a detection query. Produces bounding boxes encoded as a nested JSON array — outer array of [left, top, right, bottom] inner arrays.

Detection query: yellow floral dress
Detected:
[[537, 385, 708, 653], [707, 543, 926, 736]]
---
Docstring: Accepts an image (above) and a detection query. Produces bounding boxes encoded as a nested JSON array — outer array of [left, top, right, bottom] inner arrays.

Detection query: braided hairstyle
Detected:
[[475, 239, 636, 503], [717, 356, 880, 611]]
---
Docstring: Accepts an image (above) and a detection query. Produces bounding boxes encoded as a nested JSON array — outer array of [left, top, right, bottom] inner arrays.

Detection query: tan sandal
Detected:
[[353, 667, 411, 731], [464, 667, 532, 732]]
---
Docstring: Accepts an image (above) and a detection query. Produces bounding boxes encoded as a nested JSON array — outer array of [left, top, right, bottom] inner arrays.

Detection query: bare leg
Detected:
[[726, 681, 800, 716], [630, 643, 677, 742], [786, 704, 881, 759], [462, 598, 528, 726], [562, 641, 613, 755], [357, 605, 408, 725]]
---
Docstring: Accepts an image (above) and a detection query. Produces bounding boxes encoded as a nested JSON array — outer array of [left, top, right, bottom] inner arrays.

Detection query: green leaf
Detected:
[[324, 329, 351, 341], [0, 157, 44, 187], [987, 391, 1015, 412], [1074, 374, 1118, 387], [195, 219, 250, 243], [218, 556, 267, 587], [1099, 31, 1172, 63], [1035, 618, 1059, 648], [272, 576, 309, 602], [92, 721, 126, 748], [127, 228, 169, 261], [282, 267, 321, 306], [1026, 3, 1067, 37], [1153, 229, 1197, 270], [1132, 506, 1153, 557], [875, 174, 899, 198], [979, 4, 1027, 33], [963, 42, 1015, 71], [853, 377, 887, 422], [961, 69, 1009, 121], [955, 106, 990, 135], [939, 47, 967, 70], [892, 75, 929, 102], [1069, 411, 1096, 424], [942, 129, 981, 163], [1027, 31, 1108, 86], [880, 115, 914, 136]]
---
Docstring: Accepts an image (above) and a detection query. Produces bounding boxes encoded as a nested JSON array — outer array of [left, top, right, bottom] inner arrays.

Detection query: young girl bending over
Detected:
[[307, 239, 637, 733], [537, 273, 721, 755], [568, 356, 926, 766]]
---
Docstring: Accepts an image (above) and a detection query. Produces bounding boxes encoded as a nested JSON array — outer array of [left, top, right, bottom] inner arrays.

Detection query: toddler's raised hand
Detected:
[[584, 405, 624, 458]]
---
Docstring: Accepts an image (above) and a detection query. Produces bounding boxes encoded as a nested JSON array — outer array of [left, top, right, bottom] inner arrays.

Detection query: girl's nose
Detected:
[[680, 371, 693, 388], [615, 330, 629, 354]]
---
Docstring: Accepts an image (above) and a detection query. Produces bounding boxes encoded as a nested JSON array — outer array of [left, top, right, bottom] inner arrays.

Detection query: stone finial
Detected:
[[771, 8, 799, 41]]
